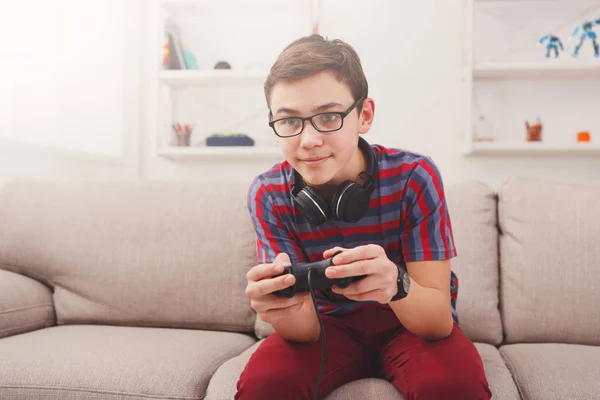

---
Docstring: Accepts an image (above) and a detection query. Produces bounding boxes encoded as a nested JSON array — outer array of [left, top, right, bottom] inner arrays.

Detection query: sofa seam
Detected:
[[0, 263, 55, 291], [0, 319, 55, 335], [497, 348, 525, 400], [0, 385, 202, 400], [494, 189, 508, 346], [0, 303, 54, 316]]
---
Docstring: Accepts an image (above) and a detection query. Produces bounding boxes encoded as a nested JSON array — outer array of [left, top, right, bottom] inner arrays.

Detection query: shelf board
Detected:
[[160, 0, 304, 15], [0, 137, 123, 165], [473, 61, 600, 79], [159, 69, 268, 87], [161, 0, 297, 5], [475, 0, 596, 2], [157, 146, 283, 160], [469, 142, 600, 154]]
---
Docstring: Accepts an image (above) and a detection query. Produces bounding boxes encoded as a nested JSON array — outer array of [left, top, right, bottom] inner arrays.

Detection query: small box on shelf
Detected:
[[205, 133, 255, 147]]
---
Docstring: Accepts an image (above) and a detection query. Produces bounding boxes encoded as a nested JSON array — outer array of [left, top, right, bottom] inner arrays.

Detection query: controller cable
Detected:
[[307, 269, 326, 400]]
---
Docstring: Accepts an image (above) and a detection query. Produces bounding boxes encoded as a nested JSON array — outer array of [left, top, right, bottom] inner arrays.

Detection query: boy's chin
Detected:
[[292, 161, 340, 187], [300, 172, 338, 188]]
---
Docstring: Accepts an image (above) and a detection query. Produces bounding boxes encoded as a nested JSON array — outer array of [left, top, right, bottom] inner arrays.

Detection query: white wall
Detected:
[[2, 0, 599, 191], [141, 0, 600, 189], [0, 0, 143, 189]]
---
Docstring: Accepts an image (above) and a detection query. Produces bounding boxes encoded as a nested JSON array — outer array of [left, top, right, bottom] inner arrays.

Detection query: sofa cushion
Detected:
[[326, 379, 403, 400], [444, 181, 503, 345], [473, 343, 520, 400], [500, 343, 600, 400], [0, 325, 255, 400], [0, 180, 257, 333], [254, 314, 275, 339], [0, 269, 55, 339], [498, 177, 600, 345], [206, 339, 516, 400], [205, 340, 263, 400]]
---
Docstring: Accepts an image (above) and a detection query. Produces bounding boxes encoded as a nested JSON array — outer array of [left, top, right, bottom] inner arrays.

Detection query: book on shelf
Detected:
[[163, 18, 198, 70]]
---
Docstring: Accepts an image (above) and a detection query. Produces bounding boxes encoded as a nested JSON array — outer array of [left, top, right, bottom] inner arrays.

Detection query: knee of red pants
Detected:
[[235, 363, 314, 400]]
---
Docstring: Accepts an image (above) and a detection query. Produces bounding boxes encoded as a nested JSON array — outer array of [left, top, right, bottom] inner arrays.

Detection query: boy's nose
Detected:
[[299, 121, 324, 148]]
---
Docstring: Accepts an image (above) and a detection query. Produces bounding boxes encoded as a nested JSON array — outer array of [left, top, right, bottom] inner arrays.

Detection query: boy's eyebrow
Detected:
[[275, 102, 344, 117]]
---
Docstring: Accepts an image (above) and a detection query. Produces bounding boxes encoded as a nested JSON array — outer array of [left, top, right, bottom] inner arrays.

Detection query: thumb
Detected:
[[323, 246, 347, 259], [274, 252, 291, 266]]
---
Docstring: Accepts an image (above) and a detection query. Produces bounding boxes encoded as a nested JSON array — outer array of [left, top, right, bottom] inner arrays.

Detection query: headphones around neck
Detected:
[[290, 137, 377, 226]]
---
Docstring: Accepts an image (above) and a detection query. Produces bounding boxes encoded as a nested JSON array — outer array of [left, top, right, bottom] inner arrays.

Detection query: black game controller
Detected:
[[272, 251, 367, 298]]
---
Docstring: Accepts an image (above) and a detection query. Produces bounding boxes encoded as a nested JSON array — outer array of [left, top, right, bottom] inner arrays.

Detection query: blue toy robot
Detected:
[[570, 17, 600, 57], [539, 34, 564, 58]]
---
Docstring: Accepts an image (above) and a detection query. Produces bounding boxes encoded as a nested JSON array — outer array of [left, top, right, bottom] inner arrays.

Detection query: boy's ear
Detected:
[[358, 97, 375, 134]]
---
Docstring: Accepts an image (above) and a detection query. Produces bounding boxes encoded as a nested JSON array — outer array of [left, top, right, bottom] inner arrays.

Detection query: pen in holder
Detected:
[[525, 118, 543, 142], [172, 123, 193, 146]]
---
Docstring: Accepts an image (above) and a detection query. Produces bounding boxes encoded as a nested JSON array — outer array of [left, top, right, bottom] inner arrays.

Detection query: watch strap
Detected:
[[390, 263, 409, 302]]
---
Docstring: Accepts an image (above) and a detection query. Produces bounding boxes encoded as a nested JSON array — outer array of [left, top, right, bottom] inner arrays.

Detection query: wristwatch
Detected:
[[390, 263, 411, 302]]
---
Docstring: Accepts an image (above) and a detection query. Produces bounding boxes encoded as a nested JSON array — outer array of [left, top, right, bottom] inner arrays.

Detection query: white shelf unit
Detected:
[[159, 70, 269, 87], [152, 0, 316, 161], [462, 0, 600, 156], [473, 61, 600, 79], [157, 145, 284, 160], [475, 0, 595, 2], [471, 141, 600, 154]]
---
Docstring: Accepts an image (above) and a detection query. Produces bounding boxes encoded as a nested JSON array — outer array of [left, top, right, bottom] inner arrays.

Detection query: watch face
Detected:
[[402, 273, 411, 293]]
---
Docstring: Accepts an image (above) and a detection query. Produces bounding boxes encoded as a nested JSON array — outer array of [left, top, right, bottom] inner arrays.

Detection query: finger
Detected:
[[323, 246, 348, 259], [246, 253, 292, 282], [252, 274, 296, 298], [274, 252, 291, 266], [259, 301, 304, 324], [326, 259, 373, 279], [246, 262, 284, 282], [331, 244, 381, 266], [251, 293, 310, 313], [331, 276, 380, 295]]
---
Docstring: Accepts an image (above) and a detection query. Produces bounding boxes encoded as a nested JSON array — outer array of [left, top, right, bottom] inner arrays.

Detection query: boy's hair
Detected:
[[264, 34, 368, 112]]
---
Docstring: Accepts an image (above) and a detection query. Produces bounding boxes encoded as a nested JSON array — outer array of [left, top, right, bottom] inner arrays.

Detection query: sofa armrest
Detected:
[[0, 269, 55, 339]]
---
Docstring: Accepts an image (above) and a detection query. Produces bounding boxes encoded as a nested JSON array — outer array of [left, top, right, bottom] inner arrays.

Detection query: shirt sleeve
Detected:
[[247, 176, 306, 265], [400, 157, 457, 262]]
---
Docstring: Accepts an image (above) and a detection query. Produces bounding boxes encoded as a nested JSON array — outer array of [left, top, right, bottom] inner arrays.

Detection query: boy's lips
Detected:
[[300, 155, 331, 165]]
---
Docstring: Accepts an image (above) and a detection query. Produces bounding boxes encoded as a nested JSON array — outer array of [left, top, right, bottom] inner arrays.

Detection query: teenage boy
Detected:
[[238, 34, 492, 400]]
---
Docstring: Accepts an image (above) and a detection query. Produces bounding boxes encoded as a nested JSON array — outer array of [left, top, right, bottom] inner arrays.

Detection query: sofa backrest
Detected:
[[445, 181, 504, 345], [498, 177, 600, 345], [0, 180, 257, 333]]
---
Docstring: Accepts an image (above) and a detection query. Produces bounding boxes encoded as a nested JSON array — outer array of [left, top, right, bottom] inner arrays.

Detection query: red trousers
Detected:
[[236, 304, 491, 400]]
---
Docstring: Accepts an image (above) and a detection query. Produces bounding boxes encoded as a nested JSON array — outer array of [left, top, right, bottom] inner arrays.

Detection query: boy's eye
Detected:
[[315, 113, 341, 126], [283, 118, 301, 126]]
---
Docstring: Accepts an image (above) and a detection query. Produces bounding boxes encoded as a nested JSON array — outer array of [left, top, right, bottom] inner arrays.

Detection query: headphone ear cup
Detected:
[[331, 181, 370, 223], [294, 186, 331, 225]]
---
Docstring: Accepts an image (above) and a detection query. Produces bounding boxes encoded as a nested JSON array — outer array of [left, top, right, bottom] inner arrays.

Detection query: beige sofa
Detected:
[[1, 176, 599, 400]]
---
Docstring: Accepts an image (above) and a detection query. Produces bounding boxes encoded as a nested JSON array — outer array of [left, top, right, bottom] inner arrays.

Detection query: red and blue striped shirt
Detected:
[[247, 141, 459, 323]]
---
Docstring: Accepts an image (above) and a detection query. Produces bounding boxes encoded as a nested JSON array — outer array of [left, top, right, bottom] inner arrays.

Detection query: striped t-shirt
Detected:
[[247, 140, 459, 323]]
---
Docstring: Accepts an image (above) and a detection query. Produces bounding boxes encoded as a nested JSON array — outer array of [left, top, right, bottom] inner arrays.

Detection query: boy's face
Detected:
[[269, 71, 374, 188]]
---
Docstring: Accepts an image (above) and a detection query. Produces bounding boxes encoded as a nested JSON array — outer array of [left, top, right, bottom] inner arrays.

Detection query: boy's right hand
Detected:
[[245, 252, 312, 325]]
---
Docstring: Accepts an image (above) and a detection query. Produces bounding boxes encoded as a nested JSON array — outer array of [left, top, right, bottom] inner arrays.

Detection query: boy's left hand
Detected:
[[323, 244, 398, 304]]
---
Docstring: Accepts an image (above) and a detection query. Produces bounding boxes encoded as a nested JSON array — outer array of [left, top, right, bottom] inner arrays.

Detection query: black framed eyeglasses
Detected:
[[268, 97, 365, 138]]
